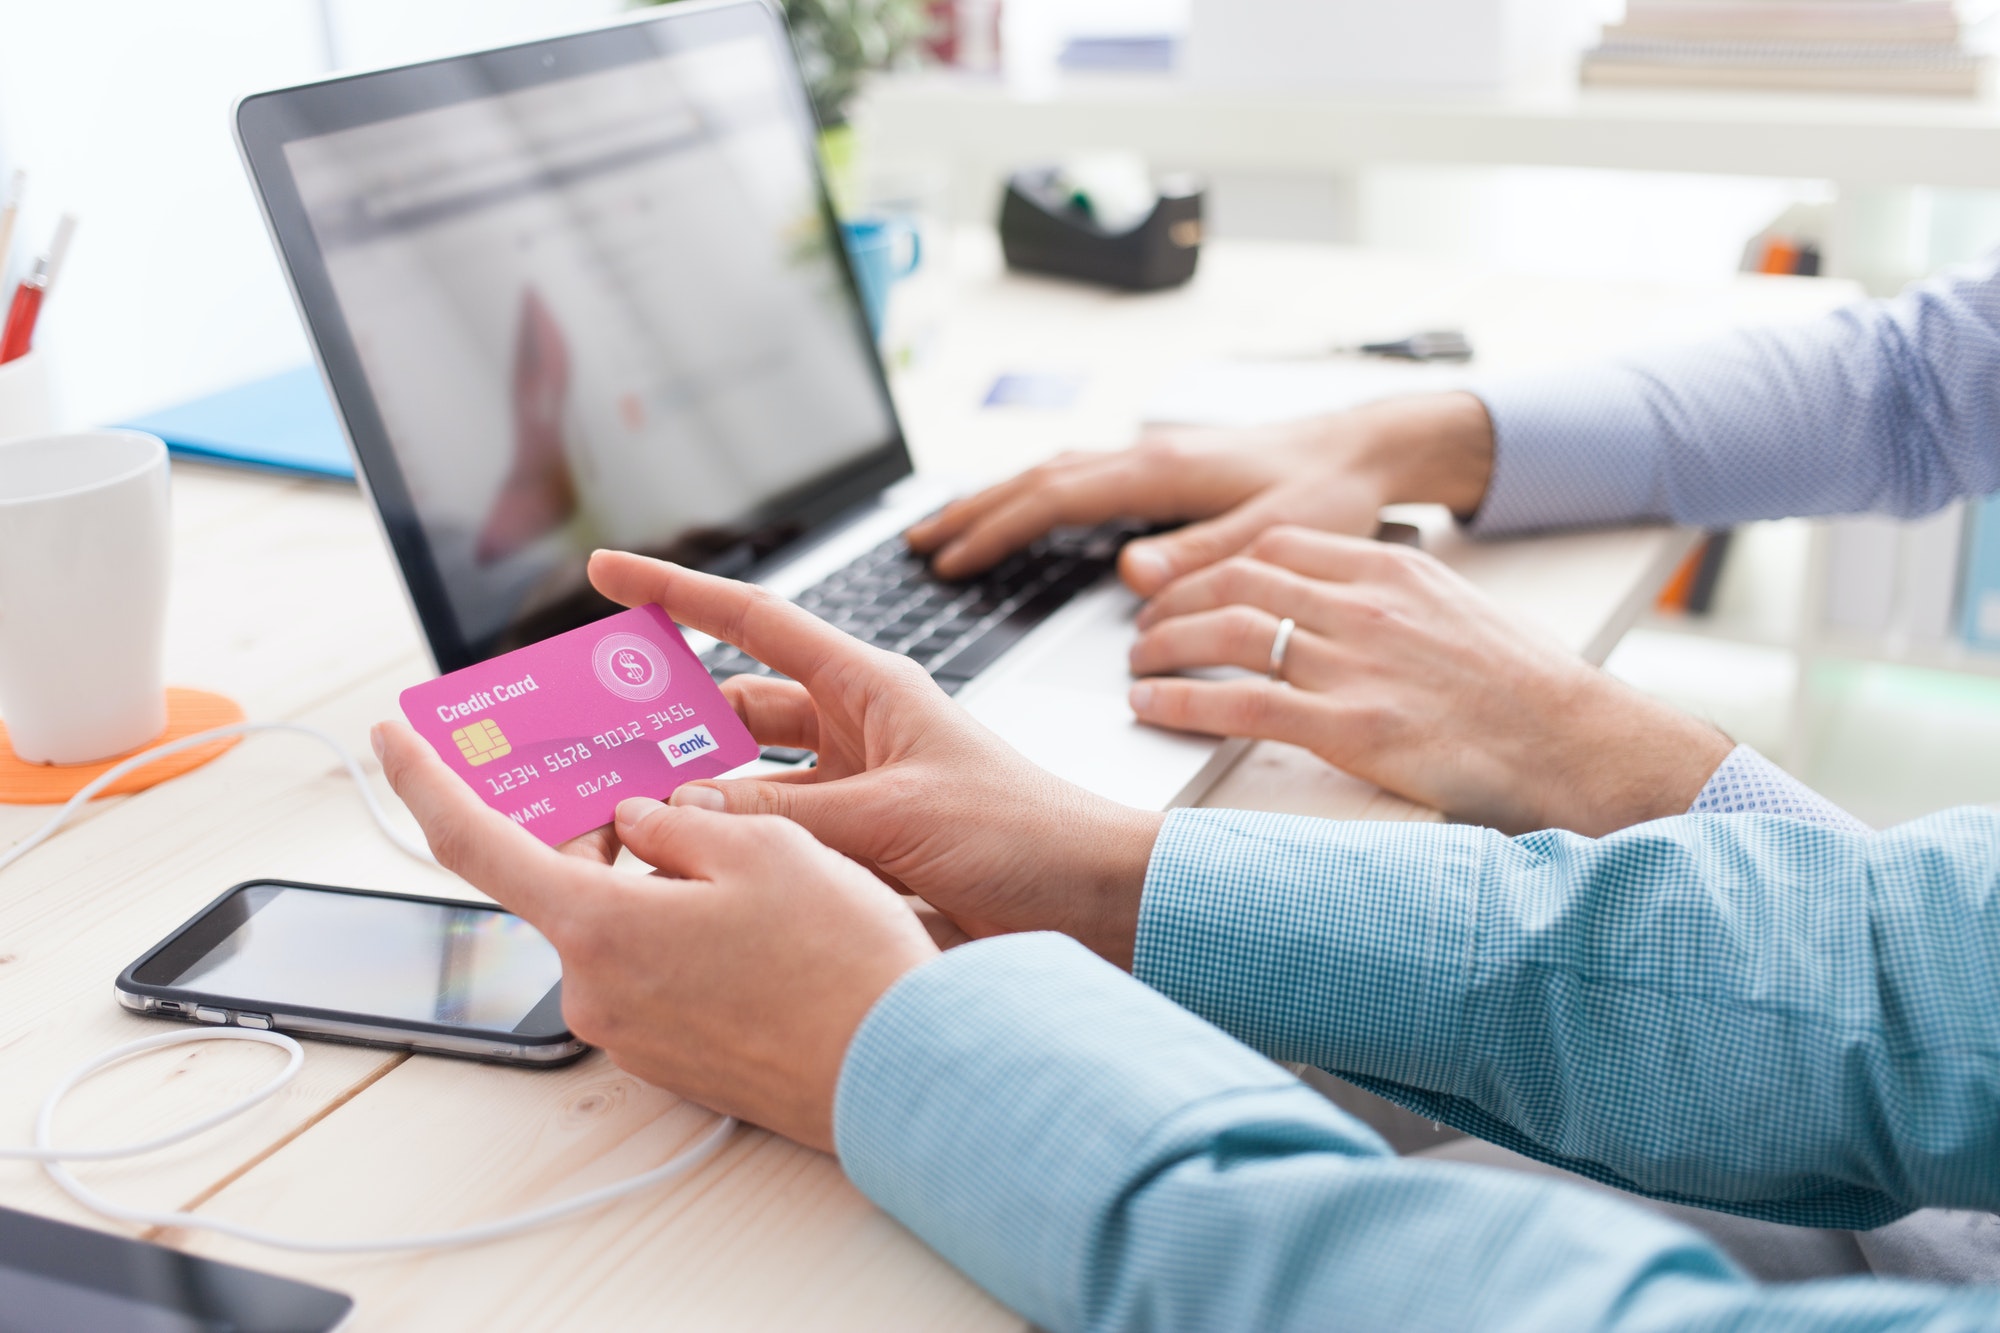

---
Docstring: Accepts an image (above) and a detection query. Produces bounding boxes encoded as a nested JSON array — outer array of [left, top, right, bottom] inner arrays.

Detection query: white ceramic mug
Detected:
[[0, 430, 171, 764]]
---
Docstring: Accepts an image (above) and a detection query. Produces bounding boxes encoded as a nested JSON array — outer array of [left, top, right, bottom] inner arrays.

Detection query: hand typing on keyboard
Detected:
[[904, 394, 1493, 592], [702, 521, 1147, 699]]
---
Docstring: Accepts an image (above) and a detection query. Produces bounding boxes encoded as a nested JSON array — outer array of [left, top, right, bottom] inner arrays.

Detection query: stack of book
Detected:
[[1581, 1, 1987, 97]]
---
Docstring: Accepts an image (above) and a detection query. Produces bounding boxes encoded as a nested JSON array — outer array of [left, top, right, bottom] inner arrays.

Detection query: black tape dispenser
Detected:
[[999, 159, 1203, 292]]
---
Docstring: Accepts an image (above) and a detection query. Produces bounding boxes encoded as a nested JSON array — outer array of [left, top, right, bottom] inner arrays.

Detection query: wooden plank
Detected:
[[174, 1053, 1019, 1331], [0, 657, 456, 1231], [158, 473, 423, 721], [1201, 737, 1441, 822]]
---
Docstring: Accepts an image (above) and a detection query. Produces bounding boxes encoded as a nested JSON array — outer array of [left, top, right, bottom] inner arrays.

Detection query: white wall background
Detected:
[[9, 0, 1995, 425], [0, 0, 625, 429]]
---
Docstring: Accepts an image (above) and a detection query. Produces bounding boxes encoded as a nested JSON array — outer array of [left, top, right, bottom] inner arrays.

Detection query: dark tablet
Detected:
[[0, 1205, 351, 1333]]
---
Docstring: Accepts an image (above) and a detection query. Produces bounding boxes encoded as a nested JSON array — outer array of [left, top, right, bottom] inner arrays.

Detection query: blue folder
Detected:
[[119, 366, 353, 481]]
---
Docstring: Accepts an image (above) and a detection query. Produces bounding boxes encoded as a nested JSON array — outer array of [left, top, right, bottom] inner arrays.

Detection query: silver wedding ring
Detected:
[[1268, 616, 1296, 682]]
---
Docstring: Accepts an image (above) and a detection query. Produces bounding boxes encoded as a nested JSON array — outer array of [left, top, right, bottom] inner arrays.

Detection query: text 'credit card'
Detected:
[[400, 605, 759, 847]]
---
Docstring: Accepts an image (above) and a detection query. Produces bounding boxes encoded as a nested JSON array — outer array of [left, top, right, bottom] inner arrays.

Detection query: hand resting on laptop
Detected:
[[1125, 525, 1732, 835], [904, 391, 1493, 588]]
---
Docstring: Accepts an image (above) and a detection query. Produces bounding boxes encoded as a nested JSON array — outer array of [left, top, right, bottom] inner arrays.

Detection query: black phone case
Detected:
[[117, 879, 587, 1068]]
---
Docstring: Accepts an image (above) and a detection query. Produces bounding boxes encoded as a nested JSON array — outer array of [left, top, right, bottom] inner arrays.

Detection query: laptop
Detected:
[[234, 0, 1239, 811]]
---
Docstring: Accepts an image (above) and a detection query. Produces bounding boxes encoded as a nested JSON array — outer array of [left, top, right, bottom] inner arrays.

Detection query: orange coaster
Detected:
[[0, 688, 247, 805]]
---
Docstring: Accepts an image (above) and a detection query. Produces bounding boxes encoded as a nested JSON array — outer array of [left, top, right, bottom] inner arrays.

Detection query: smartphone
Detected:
[[117, 880, 587, 1066]]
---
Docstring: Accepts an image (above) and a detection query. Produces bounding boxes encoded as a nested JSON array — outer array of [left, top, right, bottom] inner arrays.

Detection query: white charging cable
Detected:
[[0, 721, 432, 874], [1, 1028, 735, 1252], [0, 723, 739, 1251]]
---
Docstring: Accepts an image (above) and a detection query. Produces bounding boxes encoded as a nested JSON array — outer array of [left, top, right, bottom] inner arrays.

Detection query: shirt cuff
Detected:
[[1690, 744, 1870, 832], [1470, 366, 1671, 536], [833, 932, 1385, 1332], [1133, 807, 1478, 1087]]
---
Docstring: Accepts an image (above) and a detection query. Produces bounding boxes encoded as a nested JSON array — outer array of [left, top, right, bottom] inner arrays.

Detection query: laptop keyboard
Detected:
[[701, 520, 1147, 696]]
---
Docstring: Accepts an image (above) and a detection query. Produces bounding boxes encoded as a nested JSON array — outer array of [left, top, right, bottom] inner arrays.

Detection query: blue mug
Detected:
[[841, 217, 922, 338]]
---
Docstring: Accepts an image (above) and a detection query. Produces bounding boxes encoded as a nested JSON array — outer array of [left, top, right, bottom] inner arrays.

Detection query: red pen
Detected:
[[0, 214, 75, 365]]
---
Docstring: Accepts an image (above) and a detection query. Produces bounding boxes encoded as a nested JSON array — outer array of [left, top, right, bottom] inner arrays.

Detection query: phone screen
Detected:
[[134, 884, 563, 1034]]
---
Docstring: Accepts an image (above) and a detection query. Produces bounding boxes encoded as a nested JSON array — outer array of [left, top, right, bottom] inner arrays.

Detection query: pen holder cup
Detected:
[[0, 351, 53, 444]]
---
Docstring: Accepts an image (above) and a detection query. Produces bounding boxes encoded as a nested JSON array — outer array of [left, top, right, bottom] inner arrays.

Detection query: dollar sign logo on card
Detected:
[[592, 632, 671, 702]]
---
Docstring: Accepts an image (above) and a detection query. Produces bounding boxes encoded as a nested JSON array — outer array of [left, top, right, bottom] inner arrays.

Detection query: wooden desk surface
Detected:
[[0, 236, 1856, 1329]]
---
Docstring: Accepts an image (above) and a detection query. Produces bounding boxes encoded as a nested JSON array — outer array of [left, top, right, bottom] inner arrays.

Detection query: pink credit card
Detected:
[[400, 606, 761, 847]]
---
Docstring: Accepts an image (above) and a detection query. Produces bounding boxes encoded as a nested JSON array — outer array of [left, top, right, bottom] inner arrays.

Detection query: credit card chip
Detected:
[[452, 718, 512, 767]]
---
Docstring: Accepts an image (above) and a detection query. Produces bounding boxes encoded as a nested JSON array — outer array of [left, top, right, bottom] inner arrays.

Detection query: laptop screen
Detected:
[[239, 2, 909, 668]]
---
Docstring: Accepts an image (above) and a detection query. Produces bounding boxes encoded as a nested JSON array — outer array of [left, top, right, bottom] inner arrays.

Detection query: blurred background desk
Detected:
[[0, 233, 1854, 1329], [6, 0, 1990, 830]]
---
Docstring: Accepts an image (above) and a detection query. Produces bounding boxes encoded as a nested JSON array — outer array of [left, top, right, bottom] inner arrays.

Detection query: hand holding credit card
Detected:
[[399, 606, 760, 847]]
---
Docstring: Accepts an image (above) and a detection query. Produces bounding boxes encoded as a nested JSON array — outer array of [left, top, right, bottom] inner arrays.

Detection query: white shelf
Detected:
[[1646, 611, 2000, 678], [858, 71, 2000, 191]]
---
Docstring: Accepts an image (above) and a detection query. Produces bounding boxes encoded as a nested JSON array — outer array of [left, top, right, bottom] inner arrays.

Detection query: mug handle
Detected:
[[893, 224, 922, 280]]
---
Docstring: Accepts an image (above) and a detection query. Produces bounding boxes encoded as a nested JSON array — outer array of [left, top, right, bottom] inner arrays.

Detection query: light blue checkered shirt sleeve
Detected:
[[1136, 805, 2000, 1232], [836, 933, 2000, 1330], [1692, 744, 1870, 831], [1469, 253, 2000, 536]]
